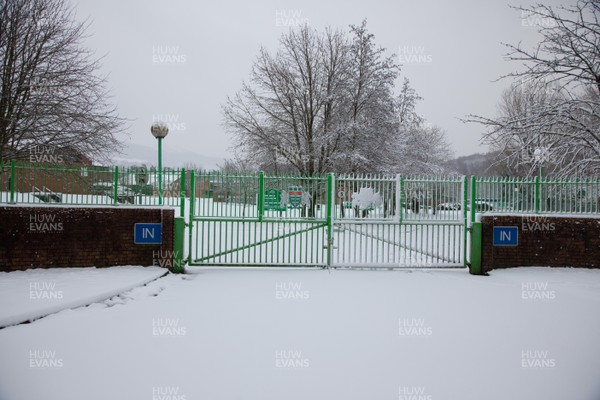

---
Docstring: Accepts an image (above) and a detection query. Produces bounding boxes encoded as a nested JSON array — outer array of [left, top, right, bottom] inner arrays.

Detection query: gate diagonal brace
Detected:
[[193, 222, 328, 263]]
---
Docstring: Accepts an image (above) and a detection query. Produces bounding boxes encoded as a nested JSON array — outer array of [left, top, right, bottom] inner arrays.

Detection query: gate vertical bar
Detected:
[[258, 171, 265, 222], [396, 174, 402, 223], [326, 173, 334, 267], [401, 176, 405, 224]]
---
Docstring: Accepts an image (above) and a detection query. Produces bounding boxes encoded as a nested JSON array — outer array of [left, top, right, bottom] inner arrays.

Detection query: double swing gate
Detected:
[[188, 171, 468, 268]]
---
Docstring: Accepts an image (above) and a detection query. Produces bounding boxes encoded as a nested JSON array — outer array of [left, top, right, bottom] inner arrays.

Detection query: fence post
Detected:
[[113, 166, 119, 206], [188, 170, 195, 266], [326, 173, 335, 268], [470, 221, 482, 275], [535, 175, 540, 213], [470, 176, 477, 224], [9, 160, 15, 204], [585, 178, 590, 213], [258, 171, 265, 222], [397, 174, 403, 224], [173, 217, 185, 273]]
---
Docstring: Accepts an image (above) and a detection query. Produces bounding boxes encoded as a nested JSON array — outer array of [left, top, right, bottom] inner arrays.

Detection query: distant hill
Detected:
[[446, 152, 498, 176], [109, 142, 224, 170]]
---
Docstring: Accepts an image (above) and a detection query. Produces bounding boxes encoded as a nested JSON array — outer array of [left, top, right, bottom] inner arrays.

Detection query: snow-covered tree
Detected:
[[478, 80, 566, 176], [223, 21, 453, 176], [469, 0, 600, 177], [351, 187, 382, 210], [222, 24, 349, 176], [398, 124, 454, 175], [332, 21, 400, 173]]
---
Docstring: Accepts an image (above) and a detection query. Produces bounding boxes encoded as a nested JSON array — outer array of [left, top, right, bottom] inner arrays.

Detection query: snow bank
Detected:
[[0, 266, 167, 328]]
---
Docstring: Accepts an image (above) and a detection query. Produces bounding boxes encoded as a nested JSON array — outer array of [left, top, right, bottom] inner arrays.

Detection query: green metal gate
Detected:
[[187, 171, 468, 268], [188, 171, 333, 267], [330, 174, 468, 268]]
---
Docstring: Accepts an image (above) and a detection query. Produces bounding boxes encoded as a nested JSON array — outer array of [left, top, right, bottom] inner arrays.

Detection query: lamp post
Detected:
[[533, 148, 544, 179], [151, 122, 169, 205]]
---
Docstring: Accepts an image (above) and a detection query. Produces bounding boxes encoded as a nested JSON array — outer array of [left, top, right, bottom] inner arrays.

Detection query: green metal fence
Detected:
[[2, 161, 599, 268], [471, 176, 600, 222], [0, 161, 185, 216]]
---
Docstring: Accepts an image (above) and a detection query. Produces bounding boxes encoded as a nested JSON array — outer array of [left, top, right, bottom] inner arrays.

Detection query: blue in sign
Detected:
[[493, 226, 518, 246], [134, 223, 162, 244]]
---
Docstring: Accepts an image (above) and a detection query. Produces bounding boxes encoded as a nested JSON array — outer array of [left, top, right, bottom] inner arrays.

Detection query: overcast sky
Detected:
[[74, 0, 568, 167]]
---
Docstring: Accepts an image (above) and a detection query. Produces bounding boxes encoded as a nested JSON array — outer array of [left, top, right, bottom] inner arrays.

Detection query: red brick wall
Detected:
[[0, 164, 111, 195], [480, 214, 600, 274], [0, 206, 174, 271]]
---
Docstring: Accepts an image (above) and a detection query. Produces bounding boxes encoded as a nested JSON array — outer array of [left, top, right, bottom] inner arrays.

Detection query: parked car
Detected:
[[437, 202, 461, 211], [474, 200, 495, 211]]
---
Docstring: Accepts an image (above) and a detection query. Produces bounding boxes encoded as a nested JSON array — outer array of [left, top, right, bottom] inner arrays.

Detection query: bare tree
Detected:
[[218, 158, 256, 173], [468, 0, 600, 177], [182, 162, 204, 172], [225, 22, 428, 175], [223, 25, 346, 176], [478, 80, 565, 176], [224, 21, 455, 178], [399, 124, 454, 175], [0, 0, 125, 163], [333, 21, 400, 173]]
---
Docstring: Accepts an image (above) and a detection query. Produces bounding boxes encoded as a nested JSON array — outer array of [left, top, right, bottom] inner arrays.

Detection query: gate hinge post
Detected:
[[470, 221, 482, 275], [187, 170, 195, 266], [173, 217, 186, 273]]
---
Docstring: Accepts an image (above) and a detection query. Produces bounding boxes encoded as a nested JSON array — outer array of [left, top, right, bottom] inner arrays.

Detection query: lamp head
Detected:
[[151, 122, 169, 139]]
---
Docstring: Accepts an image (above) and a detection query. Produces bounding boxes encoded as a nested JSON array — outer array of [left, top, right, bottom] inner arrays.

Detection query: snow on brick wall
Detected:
[[480, 215, 600, 273], [0, 206, 174, 271]]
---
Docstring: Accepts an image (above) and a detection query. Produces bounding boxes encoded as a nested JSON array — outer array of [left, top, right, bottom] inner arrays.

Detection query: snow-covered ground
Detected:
[[0, 266, 167, 328], [1, 266, 600, 400]]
